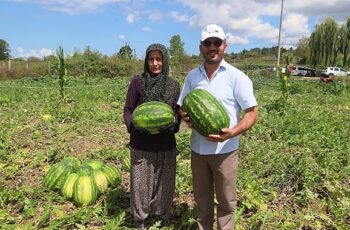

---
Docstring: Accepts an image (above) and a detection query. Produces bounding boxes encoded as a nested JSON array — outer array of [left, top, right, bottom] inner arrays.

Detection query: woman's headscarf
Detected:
[[141, 43, 178, 106]]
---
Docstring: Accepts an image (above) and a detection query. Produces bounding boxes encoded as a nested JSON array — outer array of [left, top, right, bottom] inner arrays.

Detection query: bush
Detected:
[[0, 57, 144, 80]]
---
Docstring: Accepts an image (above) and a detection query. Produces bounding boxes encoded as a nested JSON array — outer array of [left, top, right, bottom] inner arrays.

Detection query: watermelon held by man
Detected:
[[182, 89, 230, 137]]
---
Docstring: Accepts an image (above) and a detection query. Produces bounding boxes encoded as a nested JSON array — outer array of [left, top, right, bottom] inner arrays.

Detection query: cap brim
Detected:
[[201, 36, 225, 42]]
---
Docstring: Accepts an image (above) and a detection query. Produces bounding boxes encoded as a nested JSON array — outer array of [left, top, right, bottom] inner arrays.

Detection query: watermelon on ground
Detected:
[[44, 162, 76, 190], [101, 164, 121, 186], [61, 173, 78, 200], [84, 160, 104, 170], [72, 166, 98, 207], [92, 169, 109, 193]]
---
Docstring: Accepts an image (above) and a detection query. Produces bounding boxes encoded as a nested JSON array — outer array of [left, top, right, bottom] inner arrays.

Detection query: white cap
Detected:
[[201, 24, 226, 41]]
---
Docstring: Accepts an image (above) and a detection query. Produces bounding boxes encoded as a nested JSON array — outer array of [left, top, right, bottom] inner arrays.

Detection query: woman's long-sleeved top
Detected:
[[123, 75, 180, 152]]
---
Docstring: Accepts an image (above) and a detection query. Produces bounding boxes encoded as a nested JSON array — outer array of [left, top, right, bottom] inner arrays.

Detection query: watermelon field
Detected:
[[0, 75, 350, 229]]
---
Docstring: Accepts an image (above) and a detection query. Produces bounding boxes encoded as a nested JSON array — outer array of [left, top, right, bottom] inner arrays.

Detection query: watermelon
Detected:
[[44, 162, 76, 190], [84, 160, 104, 170], [122, 155, 131, 172], [132, 101, 174, 134], [61, 156, 81, 169], [61, 173, 78, 199], [101, 164, 121, 186], [77, 165, 94, 176], [92, 169, 109, 193], [183, 89, 230, 137], [73, 166, 98, 206]]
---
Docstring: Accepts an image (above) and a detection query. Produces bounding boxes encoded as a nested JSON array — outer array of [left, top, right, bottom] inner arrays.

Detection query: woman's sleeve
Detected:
[[123, 76, 141, 132], [173, 81, 181, 133]]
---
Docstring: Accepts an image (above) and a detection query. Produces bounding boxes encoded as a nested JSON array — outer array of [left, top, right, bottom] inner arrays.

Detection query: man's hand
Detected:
[[207, 106, 258, 142], [179, 107, 192, 128], [207, 128, 233, 142]]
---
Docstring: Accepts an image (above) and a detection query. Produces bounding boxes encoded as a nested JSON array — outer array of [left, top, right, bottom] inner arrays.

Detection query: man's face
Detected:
[[200, 37, 227, 65]]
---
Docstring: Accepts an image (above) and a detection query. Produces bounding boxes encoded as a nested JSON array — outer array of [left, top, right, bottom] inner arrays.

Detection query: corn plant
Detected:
[[278, 53, 293, 99], [56, 46, 66, 100]]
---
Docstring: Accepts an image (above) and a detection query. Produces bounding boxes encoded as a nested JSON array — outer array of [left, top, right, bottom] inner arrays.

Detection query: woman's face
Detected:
[[147, 50, 163, 75]]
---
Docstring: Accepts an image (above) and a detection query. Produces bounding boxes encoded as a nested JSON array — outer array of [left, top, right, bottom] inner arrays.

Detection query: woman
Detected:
[[123, 43, 180, 229]]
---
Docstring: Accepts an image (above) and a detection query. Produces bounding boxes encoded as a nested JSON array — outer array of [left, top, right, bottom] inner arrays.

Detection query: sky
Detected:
[[1, 0, 350, 59]]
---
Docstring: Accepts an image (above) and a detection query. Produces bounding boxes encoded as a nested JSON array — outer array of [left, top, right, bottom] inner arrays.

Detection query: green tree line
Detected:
[[1, 16, 350, 79]]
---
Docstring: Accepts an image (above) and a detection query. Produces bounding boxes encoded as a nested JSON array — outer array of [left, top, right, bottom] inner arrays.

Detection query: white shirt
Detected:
[[177, 59, 257, 155]]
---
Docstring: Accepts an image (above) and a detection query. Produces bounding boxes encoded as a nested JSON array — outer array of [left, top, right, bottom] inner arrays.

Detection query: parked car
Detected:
[[291, 66, 316, 77], [291, 66, 307, 76], [321, 67, 349, 77]]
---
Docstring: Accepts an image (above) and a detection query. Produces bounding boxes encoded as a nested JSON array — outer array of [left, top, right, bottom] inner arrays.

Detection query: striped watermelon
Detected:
[[73, 166, 98, 207], [44, 162, 76, 190], [101, 164, 121, 186], [61, 156, 81, 169], [132, 101, 174, 134], [84, 160, 104, 170], [122, 155, 131, 172], [183, 89, 230, 137], [61, 173, 78, 199], [92, 169, 109, 193]]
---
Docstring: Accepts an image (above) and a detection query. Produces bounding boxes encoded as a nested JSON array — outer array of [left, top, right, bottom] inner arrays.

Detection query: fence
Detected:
[[0, 58, 144, 80], [0, 58, 279, 80]]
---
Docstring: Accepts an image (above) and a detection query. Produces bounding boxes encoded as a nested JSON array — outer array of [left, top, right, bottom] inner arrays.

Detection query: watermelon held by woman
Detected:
[[132, 101, 174, 134], [183, 89, 230, 137]]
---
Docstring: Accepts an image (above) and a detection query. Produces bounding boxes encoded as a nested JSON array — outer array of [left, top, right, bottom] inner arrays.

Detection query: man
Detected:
[[177, 24, 258, 230]]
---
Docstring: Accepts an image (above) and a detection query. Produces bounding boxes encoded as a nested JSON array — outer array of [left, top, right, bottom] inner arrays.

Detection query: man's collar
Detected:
[[200, 59, 227, 72]]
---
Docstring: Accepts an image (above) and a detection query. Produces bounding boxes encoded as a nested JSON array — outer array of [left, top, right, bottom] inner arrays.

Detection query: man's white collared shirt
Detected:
[[177, 59, 257, 155]]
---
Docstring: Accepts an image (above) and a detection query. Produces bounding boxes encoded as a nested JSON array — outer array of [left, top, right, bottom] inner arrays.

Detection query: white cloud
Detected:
[[14, 0, 127, 14], [27, 49, 39, 58], [126, 13, 137, 24], [118, 34, 126, 40], [16, 47, 25, 57], [12, 0, 350, 51], [169, 11, 188, 22], [40, 48, 53, 57], [178, 0, 350, 48], [15, 47, 53, 58], [148, 11, 163, 22], [226, 33, 248, 45], [142, 27, 151, 32]]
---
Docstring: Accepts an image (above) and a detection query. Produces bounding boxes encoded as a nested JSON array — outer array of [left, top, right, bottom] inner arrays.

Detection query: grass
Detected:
[[0, 75, 349, 229]]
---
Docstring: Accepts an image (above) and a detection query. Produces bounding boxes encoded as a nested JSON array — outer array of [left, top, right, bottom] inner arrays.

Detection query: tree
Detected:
[[25, 56, 41, 63], [83, 46, 103, 61], [0, 39, 11, 60], [169, 35, 185, 72], [118, 43, 133, 59], [339, 17, 350, 68], [309, 17, 339, 68], [294, 36, 309, 65]]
